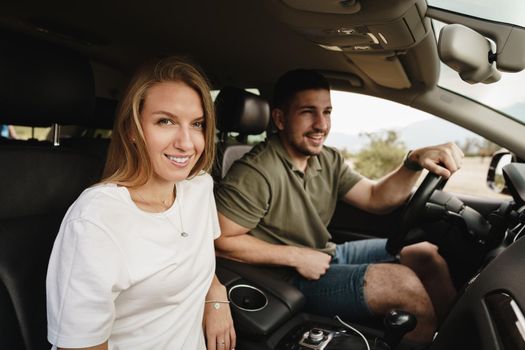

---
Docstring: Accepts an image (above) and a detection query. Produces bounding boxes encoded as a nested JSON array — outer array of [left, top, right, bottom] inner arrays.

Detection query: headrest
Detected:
[[0, 31, 95, 127], [215, 87, 270, 134], [88, 97, 117, 130]]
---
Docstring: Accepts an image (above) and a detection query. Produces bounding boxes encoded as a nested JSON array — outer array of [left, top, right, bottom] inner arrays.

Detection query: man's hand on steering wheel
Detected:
[[386, 143, 465, 255], [407, 142, 464, 178]]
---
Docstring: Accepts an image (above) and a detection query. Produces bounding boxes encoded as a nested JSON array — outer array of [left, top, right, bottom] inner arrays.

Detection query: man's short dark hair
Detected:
[[273, 69, 330, 110]]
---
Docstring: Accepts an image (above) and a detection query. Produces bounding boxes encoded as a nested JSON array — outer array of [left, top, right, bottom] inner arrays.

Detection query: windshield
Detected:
[[427, 0, 525, 27], [432, 19, 525, 125]]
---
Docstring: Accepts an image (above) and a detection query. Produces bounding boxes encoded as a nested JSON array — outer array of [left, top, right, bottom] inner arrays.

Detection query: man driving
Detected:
[[215, 69, 462, 343]]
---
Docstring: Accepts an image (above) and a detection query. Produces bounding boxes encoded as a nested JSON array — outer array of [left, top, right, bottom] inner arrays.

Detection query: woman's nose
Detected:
[[173, 125, 193, 150]]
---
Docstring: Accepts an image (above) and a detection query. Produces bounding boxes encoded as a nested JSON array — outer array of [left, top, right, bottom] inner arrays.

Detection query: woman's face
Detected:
[[139, 81, 205, 185]]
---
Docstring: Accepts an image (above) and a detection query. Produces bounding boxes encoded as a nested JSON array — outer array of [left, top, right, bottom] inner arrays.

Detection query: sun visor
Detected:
[[267, 0, 431, 89], [345, 53, 411, 89], [269, 0, 429, 53]]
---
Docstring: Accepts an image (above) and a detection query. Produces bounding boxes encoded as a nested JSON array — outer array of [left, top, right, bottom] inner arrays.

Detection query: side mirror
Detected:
[[486, 150, 514, 194], [438, 24, 501, 84]]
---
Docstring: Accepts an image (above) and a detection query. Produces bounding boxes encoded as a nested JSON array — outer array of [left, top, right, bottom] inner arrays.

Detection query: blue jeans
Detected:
[[291, 239, 396, 321]]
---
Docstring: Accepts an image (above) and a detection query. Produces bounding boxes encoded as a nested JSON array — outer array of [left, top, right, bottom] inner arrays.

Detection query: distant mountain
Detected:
[[324, 132, 363, 152], [399, 118, 482, 149], [325, 118, 483, 152], [325, 103, 524, 153]]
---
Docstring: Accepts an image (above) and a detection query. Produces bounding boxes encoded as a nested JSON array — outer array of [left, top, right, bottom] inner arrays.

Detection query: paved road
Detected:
[[445, 157, 509, 199]]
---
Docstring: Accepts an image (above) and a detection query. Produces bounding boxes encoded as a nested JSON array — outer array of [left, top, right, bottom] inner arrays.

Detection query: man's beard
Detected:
[[291, 132, 325, 157]]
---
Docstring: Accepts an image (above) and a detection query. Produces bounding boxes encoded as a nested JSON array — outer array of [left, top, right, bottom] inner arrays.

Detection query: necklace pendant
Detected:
[[181, 231, 189, 237]]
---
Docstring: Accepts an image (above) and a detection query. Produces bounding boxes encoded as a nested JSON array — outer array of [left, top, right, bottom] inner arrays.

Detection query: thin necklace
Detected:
[[133, 188, 173, 211], [133, 187, 189, 238], [163, 200, 189, 238]]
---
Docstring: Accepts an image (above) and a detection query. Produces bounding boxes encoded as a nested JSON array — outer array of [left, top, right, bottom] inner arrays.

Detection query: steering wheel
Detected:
[[386, 172, 448, 255]]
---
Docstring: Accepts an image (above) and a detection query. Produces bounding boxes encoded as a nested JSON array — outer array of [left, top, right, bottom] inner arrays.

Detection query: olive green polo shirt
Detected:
[[216, 135, 362, 260]]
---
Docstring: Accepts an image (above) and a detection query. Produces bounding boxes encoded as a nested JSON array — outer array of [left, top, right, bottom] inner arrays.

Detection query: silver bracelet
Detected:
[[205, 300, 230, 310]]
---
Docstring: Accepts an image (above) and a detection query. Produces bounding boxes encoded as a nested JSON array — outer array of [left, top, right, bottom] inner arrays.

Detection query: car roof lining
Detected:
[[1, 0, 523, 158], [0, 1, 437, 96]]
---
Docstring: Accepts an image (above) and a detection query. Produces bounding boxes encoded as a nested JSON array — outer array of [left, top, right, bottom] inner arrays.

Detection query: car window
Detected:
[[8, 126, 50, 141], [326, 90, 510, 199], [428, 0, 525, 27], [9, 125, 112, 142]]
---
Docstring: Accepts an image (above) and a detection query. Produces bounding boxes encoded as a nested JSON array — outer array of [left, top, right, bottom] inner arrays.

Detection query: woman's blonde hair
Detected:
[[102, 56, 215, 186]]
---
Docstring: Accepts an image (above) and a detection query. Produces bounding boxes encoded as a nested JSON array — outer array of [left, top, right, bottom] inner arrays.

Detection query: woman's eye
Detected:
[[193, 121, 205, 129], [158, 118, 173, 126]]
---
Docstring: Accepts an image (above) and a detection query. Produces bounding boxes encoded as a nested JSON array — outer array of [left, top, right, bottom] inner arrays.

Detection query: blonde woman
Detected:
[[46, 57, 235, 350]]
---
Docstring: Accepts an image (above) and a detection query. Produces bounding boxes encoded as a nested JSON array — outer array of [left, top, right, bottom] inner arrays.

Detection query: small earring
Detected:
[[131, 137, 136, 142]]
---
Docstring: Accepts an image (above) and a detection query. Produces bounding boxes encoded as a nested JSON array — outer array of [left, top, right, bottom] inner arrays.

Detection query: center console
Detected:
[[271, 314, 387, 350], [216, 258, 403, 350]]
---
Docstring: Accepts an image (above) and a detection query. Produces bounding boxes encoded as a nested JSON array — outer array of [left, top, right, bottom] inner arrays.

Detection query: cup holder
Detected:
[[228, 284, 268, 312]]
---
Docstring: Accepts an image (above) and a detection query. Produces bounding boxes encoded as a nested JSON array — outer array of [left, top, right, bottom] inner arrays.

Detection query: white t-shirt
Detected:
[[46, 173, 220, 350]]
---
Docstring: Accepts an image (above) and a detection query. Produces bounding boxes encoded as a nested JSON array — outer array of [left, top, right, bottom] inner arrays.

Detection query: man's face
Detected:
[[274, 89, 332, 161]]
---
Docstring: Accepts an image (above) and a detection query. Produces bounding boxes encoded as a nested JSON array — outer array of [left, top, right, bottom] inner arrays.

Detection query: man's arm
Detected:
[[215, 213, 331, 280], [343, 142, 464, 214]]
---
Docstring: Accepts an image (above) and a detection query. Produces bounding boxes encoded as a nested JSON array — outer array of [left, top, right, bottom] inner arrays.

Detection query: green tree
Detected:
[[339, 147, 352, 160], [459, 137, 500, 157], [459, 137, 480, 156], [353, 130, 407, 179], [478, 139, 500, 158]]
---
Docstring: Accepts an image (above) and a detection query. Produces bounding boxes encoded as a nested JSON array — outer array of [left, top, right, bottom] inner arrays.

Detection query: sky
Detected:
[[329, 91, 431, 135]]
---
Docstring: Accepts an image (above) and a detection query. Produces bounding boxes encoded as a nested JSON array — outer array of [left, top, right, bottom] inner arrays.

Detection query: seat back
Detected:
[[0, 31, 102, 350], [60, 96, 117, 161], [214, 87, 270, 179]]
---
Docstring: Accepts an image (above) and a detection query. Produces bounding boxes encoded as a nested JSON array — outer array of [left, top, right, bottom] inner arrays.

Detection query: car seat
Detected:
[[59, 96, 117, 162], [213, 87, 270, 180], [0, 31, 105, 350]]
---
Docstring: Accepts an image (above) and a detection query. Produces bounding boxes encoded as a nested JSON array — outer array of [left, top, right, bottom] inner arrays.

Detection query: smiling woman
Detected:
[[136, 81, 206, 193], [102, 57, 216, 186], [45, 57, 236, 350]]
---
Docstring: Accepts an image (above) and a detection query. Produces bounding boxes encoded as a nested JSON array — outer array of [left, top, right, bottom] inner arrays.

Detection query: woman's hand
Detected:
[[203, 275, 236, 350]]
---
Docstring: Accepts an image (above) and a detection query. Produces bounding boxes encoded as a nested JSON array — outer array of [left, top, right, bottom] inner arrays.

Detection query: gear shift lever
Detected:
[[382, 310, 417, 349]]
